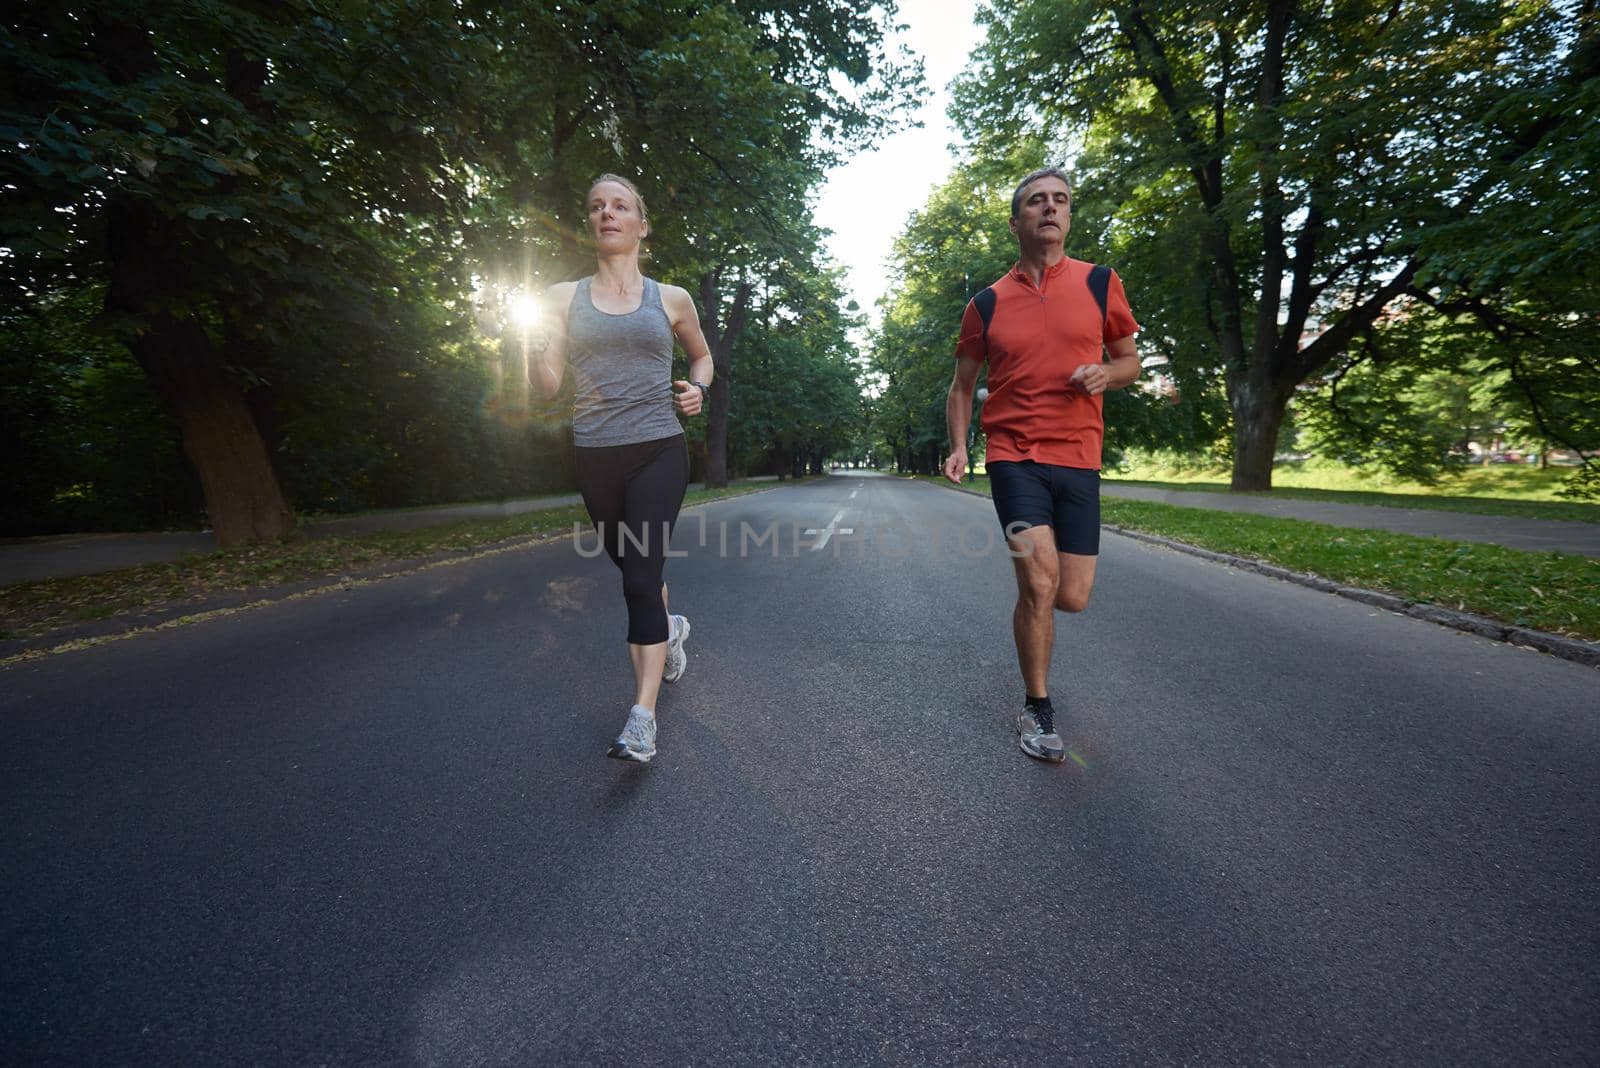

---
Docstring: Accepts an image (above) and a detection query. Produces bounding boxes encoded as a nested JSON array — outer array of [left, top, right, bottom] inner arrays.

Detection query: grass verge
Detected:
[[1100, 477, 1600, 524], [943, 467, 1598, 530], [1105, 454, 1600, 522], [923, 476, 1599, 641], [0, 483, 770, 643]]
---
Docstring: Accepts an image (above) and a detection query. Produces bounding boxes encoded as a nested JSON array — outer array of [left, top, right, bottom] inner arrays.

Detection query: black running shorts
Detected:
[[987, 460, 1100, 556]]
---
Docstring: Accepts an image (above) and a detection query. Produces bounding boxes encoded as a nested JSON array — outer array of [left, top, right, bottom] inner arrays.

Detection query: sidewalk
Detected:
[[1, 484, 738, 586], [1099, 483, 1600, 558]]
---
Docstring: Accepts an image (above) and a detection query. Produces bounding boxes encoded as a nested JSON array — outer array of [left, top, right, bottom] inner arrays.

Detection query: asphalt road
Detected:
[[3, 475, 1597, 1065]]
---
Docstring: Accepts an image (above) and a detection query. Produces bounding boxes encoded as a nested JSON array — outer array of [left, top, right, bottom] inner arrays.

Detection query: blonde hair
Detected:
[[587, 173, 649, 232]]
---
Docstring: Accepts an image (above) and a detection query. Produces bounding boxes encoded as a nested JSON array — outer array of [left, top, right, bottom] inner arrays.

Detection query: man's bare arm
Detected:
[[943, 356, 983, 483], [1070, 335, 1141, 395]]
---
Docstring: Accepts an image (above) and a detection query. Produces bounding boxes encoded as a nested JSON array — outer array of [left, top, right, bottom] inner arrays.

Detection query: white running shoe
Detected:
[[607, 705, 657, 763], [663, 614, 690, 683], [1016, 707, 1065, 763]]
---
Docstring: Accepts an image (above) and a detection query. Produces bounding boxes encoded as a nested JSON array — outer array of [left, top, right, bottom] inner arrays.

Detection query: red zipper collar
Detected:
[[1009, 257, 1073, 292]]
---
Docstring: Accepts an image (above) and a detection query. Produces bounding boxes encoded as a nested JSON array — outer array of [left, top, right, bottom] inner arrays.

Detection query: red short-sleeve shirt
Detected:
[[955, 256, 1138, 470]]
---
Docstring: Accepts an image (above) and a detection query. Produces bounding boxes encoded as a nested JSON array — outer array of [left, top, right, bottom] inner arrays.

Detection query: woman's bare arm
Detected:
[[662, 284, 714, 416], [534, 281, 577, 400]]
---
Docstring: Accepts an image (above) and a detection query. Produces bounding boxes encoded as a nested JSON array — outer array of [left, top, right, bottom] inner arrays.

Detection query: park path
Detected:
[[1100, 481, 1600, 557]]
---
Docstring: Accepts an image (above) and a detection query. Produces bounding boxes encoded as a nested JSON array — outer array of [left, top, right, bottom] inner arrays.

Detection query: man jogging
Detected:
[[943, 166, 1141, 763]]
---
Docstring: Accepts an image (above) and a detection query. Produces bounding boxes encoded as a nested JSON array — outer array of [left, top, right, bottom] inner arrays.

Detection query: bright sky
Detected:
[[814, 0, 981, 325]]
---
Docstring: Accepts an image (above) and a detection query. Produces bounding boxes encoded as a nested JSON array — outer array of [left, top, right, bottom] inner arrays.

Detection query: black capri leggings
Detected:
[[574, 433, 689, 645]]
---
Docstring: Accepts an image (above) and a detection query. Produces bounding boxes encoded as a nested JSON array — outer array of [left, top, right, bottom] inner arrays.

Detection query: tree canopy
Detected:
[[1, 1, 916, 538], [939, 0, 1597, 493]]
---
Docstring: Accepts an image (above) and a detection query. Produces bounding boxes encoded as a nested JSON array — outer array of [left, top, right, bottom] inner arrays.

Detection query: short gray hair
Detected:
[[1011, 167, 1072, 218]]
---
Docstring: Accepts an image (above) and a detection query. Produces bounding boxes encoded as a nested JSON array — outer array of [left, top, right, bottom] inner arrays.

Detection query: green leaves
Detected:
[[4, 0, 914, 530], [941, 0, 1594, 494]]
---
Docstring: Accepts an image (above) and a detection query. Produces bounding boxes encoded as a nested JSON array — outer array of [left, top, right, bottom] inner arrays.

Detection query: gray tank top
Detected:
[[567, 276, 683, 447]]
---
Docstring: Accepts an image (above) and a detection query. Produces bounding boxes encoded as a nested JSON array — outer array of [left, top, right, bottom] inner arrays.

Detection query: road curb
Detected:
[[1106, 525, 1600, 670], [0, 532, 570, 666], [0, 485, 783, 667]]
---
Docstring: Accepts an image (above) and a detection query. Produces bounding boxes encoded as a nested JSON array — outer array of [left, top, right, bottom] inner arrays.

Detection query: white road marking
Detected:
[[849, 486, 859, 500], [804, 509, 852, 551]]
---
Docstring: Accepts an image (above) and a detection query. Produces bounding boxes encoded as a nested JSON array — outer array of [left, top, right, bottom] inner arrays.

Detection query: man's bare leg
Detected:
[[1009, 525, 1059, 696], [1009, 529, 1102, 764], [1055, 552, 1098, 614]]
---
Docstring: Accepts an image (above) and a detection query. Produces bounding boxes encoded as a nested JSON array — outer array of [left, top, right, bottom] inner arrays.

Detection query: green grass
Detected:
[[921, 474, 1600, 641], [1103, 455, 1600, 523], [1102, 477, 1600, 522], [0, 482, 770, 643], [945, 474, 996, 496]]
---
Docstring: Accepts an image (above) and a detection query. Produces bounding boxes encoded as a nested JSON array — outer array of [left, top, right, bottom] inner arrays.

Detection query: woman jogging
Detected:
[[536, 173, 714, 764]]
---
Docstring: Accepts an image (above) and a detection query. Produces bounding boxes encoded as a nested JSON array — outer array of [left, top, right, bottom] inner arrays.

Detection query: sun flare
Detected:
[[509, 294, 542, 330]]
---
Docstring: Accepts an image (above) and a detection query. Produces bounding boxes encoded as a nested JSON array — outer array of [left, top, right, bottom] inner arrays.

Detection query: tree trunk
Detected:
[[130, 317, 295, 545], [92, 25, 292, 546], [698, 271, 753, 487], [704, 364, 732, 487], [107, 204, 294, 546], [1229, 379, 1289, 491]]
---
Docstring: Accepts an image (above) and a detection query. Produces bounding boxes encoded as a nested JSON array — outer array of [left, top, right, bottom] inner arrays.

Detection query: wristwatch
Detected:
[[691, 380, 710, 400]]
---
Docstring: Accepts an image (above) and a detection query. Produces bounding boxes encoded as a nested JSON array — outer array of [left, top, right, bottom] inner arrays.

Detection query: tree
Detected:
[[0, 286, 197, 534], [726, 265, 865, 478], [4, 2, 502, 543], [956, 0, 1593, 491], [657, 4, 917, 486], [3, 1, 918, 539], [459, 0, 918, 487]]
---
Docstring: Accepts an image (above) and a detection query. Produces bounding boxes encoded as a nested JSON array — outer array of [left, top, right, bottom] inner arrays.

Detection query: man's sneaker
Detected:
[[607, 705, 657, 763], [1016, 707, 1065, 763], [663, 614, 691, 684]]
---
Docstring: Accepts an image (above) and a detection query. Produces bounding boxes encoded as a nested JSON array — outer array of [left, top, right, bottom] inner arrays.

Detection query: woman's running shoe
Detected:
[[607, 704, 657, 763], [663, 614, 691, 683]]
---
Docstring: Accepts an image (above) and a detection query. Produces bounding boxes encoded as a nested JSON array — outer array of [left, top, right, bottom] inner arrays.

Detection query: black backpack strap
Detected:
[[973, 286, 998, 339], [1086, 264, 1111, 327]]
